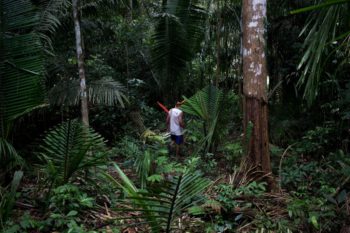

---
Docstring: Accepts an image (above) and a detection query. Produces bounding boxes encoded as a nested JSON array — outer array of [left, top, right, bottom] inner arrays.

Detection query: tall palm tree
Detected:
[[0, 0, 45, 175]]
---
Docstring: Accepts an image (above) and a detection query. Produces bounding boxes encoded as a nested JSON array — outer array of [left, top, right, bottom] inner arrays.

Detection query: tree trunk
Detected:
[[242, 0, 272, 179], [215, 7, 222, 87], [72, 0, 89, 126]]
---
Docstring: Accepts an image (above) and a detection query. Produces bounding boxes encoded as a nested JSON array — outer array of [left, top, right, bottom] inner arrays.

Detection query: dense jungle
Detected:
[[1, 0, 350, 232]]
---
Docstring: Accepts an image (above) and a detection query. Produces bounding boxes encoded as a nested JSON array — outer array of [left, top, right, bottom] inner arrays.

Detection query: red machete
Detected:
[[157, 101, 169, 114]]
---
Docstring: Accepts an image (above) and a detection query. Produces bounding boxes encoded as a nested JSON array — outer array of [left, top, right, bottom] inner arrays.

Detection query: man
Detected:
[[166, 101, 184, 156]]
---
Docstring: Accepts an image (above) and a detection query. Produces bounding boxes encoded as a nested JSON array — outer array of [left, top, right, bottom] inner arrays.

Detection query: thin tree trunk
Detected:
[[242, 0, 272, 182], [126, 0, 132, 94], [72, 0, 89, 126], [215, 7, 222, 87]]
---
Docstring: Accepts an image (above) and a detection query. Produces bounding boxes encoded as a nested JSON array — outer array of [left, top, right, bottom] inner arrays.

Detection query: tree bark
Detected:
[[215, 7, 222, 87], [242, 0, 271, 177], [72, 0, 89, 126]]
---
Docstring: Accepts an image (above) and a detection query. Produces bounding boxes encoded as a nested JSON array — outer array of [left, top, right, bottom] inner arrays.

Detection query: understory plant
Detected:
[[105, 163, 211, 233], [181, 85, 237, 154], [38, 119, 109, 188], [0, 171, 23, 229]]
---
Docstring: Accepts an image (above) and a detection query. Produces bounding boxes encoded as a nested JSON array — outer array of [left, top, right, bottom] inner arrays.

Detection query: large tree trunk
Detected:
[[72, 0, 89, 126], [242, 0, 272, 178]]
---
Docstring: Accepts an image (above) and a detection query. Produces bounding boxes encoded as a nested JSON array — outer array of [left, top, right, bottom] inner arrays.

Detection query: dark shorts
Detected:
[[171, 134, 183, 145]]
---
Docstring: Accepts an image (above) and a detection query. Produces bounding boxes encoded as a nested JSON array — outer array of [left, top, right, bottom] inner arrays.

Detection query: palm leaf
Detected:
[[181, 85, 224, 153], [48, 78, 128, 107], [35, 0, 71, 50], [0, 139, 24, 175], [0, 0, 45, 124], [0, 171, 23, 223], [291, 0, 349, 14], [106, 163, 210, 233], [295, 0, 350, 105], [0, 0, 45, 172], [38, 119, 108, 186], [151, 0, 206, 100]]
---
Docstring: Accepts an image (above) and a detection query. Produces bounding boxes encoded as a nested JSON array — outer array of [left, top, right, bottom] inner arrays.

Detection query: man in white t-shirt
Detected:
[[166, 101, 184, 156]]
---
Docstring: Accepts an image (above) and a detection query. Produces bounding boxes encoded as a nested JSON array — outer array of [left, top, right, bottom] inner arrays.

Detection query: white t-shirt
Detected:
[[169, 108, 183, 136]]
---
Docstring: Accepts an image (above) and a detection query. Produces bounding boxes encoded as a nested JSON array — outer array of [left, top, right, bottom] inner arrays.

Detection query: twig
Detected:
[[15, 201, 35, 209], [278, 143, 297, 189]]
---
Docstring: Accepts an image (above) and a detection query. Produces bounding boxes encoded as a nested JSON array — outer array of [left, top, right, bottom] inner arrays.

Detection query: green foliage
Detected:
[[0, 171, 23, 227], [135, 149, 152, 189], [0, 139, 24, 176], [106, 163, 210, 233], [35, 0, 72, 50], [3, 0, 350, 232], [200, 152, 218, 173], [151, 0, 207, 101], [38, 119, 109, 186], [215, 182, 267, 211], [4, 184, 98, 233], [0, 0, 45, 122], [134, 143, 182, 188], [286, 195, 339, 232], [295, 125, 335, 157], [49, 78, 128, 107], [2, 212, 40, 233], [49, 184, 94, 213], [254, 218, 293, 233], [280, 153, 342, 198], [114, 135, 143, 159], [181, 85, 236, 153], [269, 117, 300, 146], [295, 0, 350, 104], [0, 0, 45, 175], [140, 104, 165, 130], [198, 181, 268, 232], [183, 118, 203, 144], [281, 159, 319, 193], [222, 141, 243, 171]]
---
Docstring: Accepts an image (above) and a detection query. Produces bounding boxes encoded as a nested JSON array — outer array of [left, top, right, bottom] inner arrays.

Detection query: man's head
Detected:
[[175, 100, 185, 107]]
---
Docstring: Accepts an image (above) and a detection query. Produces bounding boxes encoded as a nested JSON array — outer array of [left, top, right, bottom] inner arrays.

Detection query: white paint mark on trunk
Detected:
[[249, 21, 258, 27], [255, 63, 262, 76]]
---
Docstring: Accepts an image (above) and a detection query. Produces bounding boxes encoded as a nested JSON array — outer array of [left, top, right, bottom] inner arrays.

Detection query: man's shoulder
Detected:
[[173, 108, 182, 113]]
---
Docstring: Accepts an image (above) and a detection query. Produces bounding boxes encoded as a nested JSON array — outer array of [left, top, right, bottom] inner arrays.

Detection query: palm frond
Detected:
[[0, 0, 45, 173], [291, 0, 349, 14], [134, 150, 152, 189], [106, 163, 210, 233], [38, 119, 108, 185], [0, 0, 45, 124], [0, 171, 23, 223], [48, 78, 128, 107], [151, 0, 207, 100], [35, 0, 71, 50], [0, 138, 24, 174], [296, 1, 350, 105], [181, 85, 224, 153], [89, 79, 129, 107]]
